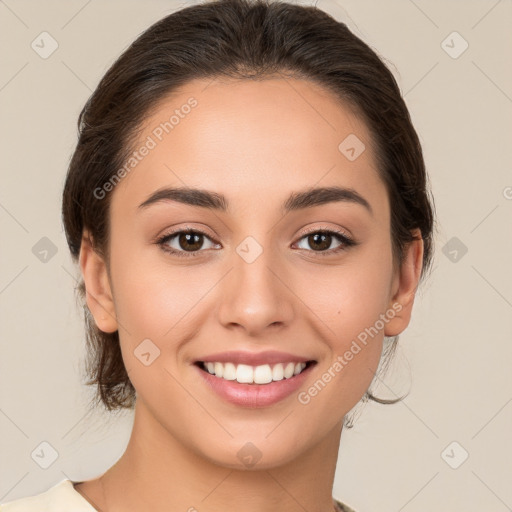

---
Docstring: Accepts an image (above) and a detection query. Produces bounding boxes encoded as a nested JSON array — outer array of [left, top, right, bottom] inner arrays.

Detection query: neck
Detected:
[[93, 399, 344, 512]]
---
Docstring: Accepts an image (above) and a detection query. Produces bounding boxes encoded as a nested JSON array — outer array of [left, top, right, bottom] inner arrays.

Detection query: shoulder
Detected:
[[334, 498, 358, 512], [0, 479, 96, 512]]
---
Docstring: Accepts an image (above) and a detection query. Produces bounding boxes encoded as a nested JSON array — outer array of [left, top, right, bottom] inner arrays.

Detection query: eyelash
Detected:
[[155, 226, 357, 258]]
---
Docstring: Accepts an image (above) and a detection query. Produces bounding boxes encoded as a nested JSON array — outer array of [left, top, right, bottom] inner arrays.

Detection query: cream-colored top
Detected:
[[0, 479, 96, 512], [0, 479, 356, 512]]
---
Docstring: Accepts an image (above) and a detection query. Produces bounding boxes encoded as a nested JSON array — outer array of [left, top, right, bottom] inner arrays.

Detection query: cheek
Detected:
[[110, 253, 207, 404], [297, 269, 388, 415], [299, 241, 394, 337], [302, 244, 393, 403], [332, 268, 392, 341], [109, 243, 211, 340]]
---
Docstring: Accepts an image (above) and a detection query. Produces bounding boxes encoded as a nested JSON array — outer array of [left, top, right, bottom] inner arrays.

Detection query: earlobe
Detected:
[[384, 229, 424, 337], [79, 231, 118, 333]]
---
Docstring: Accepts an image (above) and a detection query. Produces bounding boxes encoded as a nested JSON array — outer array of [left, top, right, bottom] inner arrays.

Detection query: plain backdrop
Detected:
[[1, 1, 511, 511]]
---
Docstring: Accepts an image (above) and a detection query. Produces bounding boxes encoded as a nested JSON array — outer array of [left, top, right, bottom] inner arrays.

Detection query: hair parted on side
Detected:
[[62, 0, 436, 420]]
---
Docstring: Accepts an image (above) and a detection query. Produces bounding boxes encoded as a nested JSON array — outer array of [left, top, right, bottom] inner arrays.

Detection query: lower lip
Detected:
[[195, 363, 315, 408]]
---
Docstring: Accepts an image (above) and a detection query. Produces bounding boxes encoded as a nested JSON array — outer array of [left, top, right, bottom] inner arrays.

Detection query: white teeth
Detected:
[[202, 361, 308, 384], [284, 362, 295, 379], [214, 362, 224, 378], [223, 362, 237, 380], [272, 363, 284, 381], [253, 364, 273, 384], [236, 364, 253, 383]]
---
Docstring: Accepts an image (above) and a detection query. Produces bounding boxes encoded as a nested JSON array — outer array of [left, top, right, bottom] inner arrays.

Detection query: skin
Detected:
[[76, 76, 423, 512]]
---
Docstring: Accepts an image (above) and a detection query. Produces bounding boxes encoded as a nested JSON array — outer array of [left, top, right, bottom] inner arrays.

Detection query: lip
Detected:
[[194, 350, 314, 366], [194, 359, 317, 408]]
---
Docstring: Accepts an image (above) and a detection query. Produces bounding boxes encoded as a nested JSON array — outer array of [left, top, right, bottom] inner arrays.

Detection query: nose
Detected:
[[217, 241, 295, 337]]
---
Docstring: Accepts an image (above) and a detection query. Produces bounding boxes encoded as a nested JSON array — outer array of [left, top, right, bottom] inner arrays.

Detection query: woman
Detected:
[[1, 0, 435, 510]]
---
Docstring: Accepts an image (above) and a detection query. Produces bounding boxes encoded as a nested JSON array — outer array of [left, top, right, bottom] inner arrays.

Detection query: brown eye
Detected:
[[295, 229, 355, 255], [306, 232, 332, 251], [157, 229, 219, 257], [176, 232, 205, 251]]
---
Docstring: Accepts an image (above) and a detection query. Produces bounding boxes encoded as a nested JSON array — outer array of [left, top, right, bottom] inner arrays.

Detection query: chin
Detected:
[[190, 430, 314, 471]]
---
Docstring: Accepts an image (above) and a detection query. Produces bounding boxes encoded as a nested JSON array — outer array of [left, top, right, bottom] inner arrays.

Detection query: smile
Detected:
[[195, 360, 316, 408], [198, 361, 312, 384]]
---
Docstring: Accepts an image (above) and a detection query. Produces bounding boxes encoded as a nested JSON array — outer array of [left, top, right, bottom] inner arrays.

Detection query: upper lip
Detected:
[[195, 350, 315, 366]]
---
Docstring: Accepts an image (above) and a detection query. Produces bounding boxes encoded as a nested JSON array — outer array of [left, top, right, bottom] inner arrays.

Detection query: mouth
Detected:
[[192, 349, 318, 407], [193, 352, 318, 408], [194, 360, 317, 385]]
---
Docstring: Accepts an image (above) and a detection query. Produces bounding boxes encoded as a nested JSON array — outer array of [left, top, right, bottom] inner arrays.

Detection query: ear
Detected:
[[79, 231, 118, 333], [384, 228, 424, 337]]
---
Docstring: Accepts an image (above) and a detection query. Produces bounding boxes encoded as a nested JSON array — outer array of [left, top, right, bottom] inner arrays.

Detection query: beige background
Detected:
[[1, 0, 511, 511]]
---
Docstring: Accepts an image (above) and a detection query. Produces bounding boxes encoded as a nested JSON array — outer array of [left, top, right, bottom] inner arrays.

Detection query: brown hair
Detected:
[[62, 0, 436, 422]]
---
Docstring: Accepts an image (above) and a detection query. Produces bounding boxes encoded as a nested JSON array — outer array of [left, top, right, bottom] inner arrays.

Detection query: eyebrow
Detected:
[[138, 185, 373, 216]]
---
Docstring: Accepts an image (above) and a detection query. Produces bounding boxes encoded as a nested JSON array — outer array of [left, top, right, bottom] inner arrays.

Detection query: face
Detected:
[[82, 76, 422, 469]]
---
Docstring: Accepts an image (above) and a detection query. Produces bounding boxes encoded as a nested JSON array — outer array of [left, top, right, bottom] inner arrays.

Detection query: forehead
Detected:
[[111, 76, 388, 219]]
